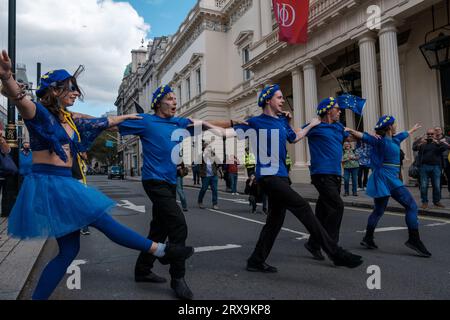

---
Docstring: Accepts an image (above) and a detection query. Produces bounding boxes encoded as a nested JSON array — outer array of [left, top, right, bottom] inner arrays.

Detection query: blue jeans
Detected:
[[229, 173, 238, 193], [176, 176, 187, 209], [367, 186, 419, 229], [343, 167, 359, 194], [419, 164, 442, 204], [198, 176, 218, 205]]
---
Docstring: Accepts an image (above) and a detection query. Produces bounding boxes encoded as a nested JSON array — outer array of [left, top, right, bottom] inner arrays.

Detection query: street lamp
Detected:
[[420, 33, 450, 69], [419, 1, 450, 70]]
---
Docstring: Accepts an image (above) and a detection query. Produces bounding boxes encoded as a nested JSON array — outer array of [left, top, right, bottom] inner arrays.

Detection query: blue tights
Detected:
[[367, 186, 419, 230], [32, 213, 153, 300]]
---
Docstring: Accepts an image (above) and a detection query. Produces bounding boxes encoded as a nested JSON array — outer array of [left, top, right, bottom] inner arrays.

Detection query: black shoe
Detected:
[[135, 271, 167, 283], [405, 229, 432, 257], [405, 239, 432, 257], [331, 248, 363, 268], [304, 242, 325, 261], [158, 243, 194, 265], [360, 236, 378, 249], [246, 261, 278, 273], [353, 193, 358, 197], [171, 278, 194, 300]]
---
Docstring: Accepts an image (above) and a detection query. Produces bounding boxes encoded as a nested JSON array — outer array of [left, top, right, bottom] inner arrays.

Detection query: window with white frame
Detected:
[[186, 77, 191, 101], [242, 46, 251, 81], [196, 68, 202, 95], [177, 85, 182, 105]]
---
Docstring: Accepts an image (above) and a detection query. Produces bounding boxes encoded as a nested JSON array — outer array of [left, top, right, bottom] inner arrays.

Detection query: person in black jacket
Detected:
[[413, 128, 449, 209]]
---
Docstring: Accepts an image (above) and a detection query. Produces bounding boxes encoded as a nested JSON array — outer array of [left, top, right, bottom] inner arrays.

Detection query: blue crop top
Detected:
[[24, 102, 109, 162]]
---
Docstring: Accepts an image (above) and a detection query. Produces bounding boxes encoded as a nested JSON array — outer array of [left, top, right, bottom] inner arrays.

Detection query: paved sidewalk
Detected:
[[127, 175, 450, 219], [0, 217, 46, 300]]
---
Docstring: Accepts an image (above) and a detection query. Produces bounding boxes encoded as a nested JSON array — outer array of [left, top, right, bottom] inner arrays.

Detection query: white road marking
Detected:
[[117, 200, 146, 213], [357, 227, 408, 233], [208, 208, 310, 239], [194, 244, 242, 253]]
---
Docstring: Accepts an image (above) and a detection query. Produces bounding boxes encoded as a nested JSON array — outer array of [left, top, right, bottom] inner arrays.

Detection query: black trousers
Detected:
[[307, 174, 344, 251], [248, 176, 338, 264], [134, 179, 188, 279], [358, 166, 370, 188]]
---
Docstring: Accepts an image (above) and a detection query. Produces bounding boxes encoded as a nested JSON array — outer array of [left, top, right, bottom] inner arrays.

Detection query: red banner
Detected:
[[272, 0, 310, 44]]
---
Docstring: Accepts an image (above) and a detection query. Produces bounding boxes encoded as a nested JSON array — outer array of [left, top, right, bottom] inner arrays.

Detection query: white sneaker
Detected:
[[212, 205, 219, 210]]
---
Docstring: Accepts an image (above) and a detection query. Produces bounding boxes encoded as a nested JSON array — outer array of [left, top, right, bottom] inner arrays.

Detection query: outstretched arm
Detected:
[[408, 123, 421, 136], [107, 114, 142, 127], [345, 127, 364, 140], [0, 50, 36, 119], [292, 118, 321, 143]]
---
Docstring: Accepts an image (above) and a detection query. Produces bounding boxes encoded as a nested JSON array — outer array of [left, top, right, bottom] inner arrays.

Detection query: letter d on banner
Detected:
[[272, 0, 310, 44]]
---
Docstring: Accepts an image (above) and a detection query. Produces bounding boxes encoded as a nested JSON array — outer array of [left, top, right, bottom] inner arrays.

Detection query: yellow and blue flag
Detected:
[[337, 94, 366, 115]]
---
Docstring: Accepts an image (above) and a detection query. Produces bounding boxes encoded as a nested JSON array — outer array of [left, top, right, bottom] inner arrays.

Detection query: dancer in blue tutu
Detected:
[[0, 50, 194, 300], [345, 115, 432, 257]]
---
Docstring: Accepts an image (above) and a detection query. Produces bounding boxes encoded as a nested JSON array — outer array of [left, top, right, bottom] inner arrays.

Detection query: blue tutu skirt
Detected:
[[366, 165, 403, 198], [8, 164, 116, 239]]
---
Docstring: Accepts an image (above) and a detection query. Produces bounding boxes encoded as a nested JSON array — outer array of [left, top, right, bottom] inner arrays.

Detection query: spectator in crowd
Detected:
[[434, 126, 450, 192], [413, 128, 448, 209], [244, 147, 256, 177], [198, 142, 222, 210], [285, 153, 292, 173], [176, 161, 188, 212], [18, 141, 33, 186], [342, 142, 359, 197], [191, 161, 200, 185], [227, 155, 239, 195], [0, 133, 11, 216], [355, 141, 371, 191], [245, 173, 267, 214]]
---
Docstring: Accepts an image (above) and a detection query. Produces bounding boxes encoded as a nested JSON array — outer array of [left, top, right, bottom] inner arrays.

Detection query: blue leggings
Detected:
[[367, 186, 419, 230], [32, 213, 153, 300]]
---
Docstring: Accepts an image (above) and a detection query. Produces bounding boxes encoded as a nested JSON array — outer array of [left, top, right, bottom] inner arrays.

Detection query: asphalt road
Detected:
[[20, 176, 450, 300]]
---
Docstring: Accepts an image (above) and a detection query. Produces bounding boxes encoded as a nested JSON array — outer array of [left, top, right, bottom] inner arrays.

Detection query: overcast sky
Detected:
[[0, 0, 196, 116]]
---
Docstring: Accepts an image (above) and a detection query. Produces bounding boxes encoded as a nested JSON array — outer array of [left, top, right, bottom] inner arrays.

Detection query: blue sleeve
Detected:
[[74, 117, 109, 151], [343, 130, 350, 139], [179, 117, 193, 129], [362, 132, 383, 147], [393, 131, 409, 144], [285, 119, 297, 143], [118, 115, 147, 137]]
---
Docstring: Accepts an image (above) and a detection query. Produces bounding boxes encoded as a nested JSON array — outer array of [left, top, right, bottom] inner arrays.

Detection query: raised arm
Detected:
[[107, 114, 142, 127], [345, 127, 364, 140], [408, 123, 422, 136], [292, 118, 321, 143], [0, 50, 36, 119]]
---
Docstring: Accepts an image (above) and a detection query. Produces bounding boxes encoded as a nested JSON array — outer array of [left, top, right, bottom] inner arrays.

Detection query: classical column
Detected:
[[302, 60, 318, 163], [303, 60, 318, 121], [255, 0, 262, 41], [379, 19, 405, 131], [261, 0, 274, 37], [291, 67, 307, 167], [358, 33, 381, 131]]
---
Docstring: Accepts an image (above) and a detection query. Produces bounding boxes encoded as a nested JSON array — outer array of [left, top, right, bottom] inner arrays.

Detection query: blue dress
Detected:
[[363, 132, 409, 198], [8, 102, 115, 239]]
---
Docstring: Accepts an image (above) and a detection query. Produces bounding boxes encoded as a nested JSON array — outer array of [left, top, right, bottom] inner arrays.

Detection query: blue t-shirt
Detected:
[[305, 122, 349, 176], [19, 150, 33, 176], [234, 114, 297, 180], [118, 114, 192, 184]]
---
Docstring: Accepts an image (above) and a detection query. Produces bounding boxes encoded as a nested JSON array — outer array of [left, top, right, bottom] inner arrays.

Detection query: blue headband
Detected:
[[151, 85, 174, 109], [258, 84, 280, 107], [36, 69, 73, 98], [374, 115, 396, 130], [316, 97, 337, 115]]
